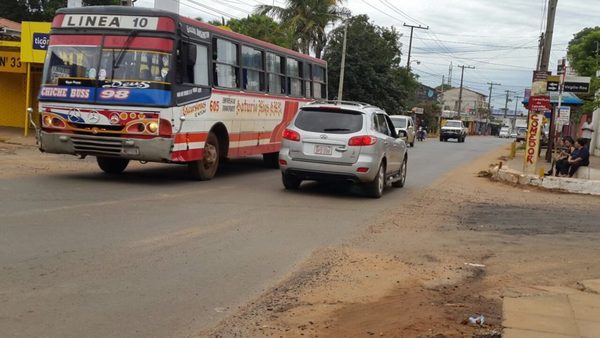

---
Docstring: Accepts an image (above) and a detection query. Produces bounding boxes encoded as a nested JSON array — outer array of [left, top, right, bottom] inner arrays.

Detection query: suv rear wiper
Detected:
[[323, 128, 350, 132]]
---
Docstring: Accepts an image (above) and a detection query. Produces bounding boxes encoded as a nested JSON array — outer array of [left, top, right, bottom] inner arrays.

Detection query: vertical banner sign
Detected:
[[524, 113, 543, 174]]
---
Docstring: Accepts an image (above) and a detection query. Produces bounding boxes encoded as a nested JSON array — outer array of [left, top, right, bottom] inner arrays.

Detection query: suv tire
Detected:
[[282, 172, 301, 190], [365, 162, 385, 198]]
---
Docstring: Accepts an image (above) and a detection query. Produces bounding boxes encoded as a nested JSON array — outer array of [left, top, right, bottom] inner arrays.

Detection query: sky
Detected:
[[135, 0, 600, 111]]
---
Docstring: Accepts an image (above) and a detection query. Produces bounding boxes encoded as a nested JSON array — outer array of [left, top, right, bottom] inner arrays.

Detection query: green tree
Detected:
[[415, 101, 441, 132], [325, 15, 418, 114], [255, 0, 348, 58], [0, 0, 119, 22], [567, 26, 600, 115], [226, 14, 293, 49]]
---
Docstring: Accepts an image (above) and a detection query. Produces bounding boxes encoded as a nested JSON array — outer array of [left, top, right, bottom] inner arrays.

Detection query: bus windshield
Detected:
[[99, 49, 171, 84], [43, 46, 99, 85]]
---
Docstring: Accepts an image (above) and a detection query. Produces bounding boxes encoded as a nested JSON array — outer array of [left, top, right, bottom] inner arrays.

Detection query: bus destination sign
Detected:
[[62, 15, 159, 30]]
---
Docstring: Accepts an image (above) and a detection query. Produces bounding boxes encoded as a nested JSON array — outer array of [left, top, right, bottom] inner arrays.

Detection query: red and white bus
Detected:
[[36, 6, 327, 179]]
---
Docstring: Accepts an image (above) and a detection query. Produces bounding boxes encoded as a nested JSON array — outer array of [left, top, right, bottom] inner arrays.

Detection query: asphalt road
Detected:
[[0, 136, 508, 338]]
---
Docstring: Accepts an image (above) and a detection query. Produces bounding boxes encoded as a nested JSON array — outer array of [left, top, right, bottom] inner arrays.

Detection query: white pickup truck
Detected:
[[440, 120, 467, 143]]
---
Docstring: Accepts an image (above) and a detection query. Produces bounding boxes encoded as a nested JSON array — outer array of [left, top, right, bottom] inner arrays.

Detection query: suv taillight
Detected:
[[283, 128, 301, 141], [348, 135, 377, 146]]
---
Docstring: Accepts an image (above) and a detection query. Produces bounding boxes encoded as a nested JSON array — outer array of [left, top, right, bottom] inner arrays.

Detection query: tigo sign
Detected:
[[33, 33, 49, 50]]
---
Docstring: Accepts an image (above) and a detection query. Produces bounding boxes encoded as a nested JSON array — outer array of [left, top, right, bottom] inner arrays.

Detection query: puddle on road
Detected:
[[460, 203, 600, 235]]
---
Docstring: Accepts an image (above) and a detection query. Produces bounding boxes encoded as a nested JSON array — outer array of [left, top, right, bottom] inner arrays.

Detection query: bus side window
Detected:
[[176, 42, 194, 84], [193, 44, 209, 86], [213, 38, 240, 89]]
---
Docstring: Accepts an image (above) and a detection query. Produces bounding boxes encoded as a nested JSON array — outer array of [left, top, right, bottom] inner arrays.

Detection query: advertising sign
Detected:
[[20, 21, 52, 63], [546, 75, 591, 93], [0, 51, 25, 74], [532, 71, 549, 96], [557, 106, 571, 126], [528, 95, 551, 112], [524, 113, 543, 174]]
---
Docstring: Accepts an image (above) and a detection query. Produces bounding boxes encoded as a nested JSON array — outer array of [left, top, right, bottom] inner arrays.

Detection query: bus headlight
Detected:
[[147, 121, 158, 133], [43, 115, 52, 127]]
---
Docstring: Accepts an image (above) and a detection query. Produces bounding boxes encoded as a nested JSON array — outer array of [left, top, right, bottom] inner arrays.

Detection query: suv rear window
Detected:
[[294, 109, 363, 134]]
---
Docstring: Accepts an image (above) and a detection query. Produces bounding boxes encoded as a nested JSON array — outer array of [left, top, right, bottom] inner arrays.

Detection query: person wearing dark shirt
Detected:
[[568, 138, 590, 177], [554, 136, 574, 176]]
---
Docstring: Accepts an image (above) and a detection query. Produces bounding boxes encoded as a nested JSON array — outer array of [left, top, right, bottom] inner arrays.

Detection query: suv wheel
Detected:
[[282, 172, 301, 190], [365, 163, 385, 198]]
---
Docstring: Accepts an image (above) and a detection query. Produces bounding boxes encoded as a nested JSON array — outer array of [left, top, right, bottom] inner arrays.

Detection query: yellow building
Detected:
[[0, 19, 50, 134]]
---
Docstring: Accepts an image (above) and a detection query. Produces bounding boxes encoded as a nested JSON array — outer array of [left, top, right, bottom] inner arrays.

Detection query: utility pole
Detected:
[[438, 75, 445, 134], [337, 21, 349, 104], [539, 0, 558, 72], [540, 0, 559, 161], [404, 23, 429, 71], [448, 62, 453, 87], [514, 95, 523, 117], [503, 90, 513, 119], [486, 82, 501, 133], [457, 65, 475, 116]]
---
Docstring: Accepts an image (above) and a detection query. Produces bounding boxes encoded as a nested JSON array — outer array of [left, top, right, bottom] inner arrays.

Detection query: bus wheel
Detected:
[[189, 132, 219, 180], [97, 157, 129, 174], [263, 152, 279, 169]]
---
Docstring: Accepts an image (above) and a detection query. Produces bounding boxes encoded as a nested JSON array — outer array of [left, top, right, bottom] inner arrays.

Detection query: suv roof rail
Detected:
[[311, 100, 373, 108]]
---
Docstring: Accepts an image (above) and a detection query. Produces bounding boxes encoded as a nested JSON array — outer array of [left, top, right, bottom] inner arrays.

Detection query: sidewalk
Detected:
[[0, 127, 37, 147], [487, 143, 600, 195], [505, 145, 600, 178], [503, 280, 600, 338]]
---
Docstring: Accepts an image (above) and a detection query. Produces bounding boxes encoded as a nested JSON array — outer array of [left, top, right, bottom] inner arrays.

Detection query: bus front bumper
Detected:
[[39, 131, 174, 162]]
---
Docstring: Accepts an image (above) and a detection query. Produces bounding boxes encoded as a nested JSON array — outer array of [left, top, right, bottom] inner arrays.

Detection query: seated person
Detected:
[[554, 136, 574, 176], [567, 138, 590, 178]]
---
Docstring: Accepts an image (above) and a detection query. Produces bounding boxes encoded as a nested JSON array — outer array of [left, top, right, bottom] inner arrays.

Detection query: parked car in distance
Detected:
[[516, 127, 528, 142], [509, 130, 517, 138], [279, 101, 408, 198], [389, 115, 416, 147], [440, 120, 467, 143], [499, 127, 510, 138]]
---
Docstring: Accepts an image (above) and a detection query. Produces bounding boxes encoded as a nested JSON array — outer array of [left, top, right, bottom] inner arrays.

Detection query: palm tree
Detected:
[[255, 0, 349, 59]]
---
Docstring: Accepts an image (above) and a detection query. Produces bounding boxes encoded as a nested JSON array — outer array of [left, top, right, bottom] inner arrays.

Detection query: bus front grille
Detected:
[[72, 136, 123, 155]]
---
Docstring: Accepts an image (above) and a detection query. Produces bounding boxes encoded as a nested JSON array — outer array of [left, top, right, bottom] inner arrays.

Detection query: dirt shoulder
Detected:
[[203, 144, 600, 337]]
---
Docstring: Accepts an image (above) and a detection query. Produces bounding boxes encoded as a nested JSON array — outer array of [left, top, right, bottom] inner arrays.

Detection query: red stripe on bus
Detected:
[[157, 17, 176, 32], [271, 101, 300, 142], [179, 16, 326, 66], [171, 148, 203, 162], [52, 14, 65, 28], [103, 36, 173, 52], [211, 89, 315, 102], [230, 143, 281, 157], [174, 132, 208, 144], [50, 35, 103, 45]]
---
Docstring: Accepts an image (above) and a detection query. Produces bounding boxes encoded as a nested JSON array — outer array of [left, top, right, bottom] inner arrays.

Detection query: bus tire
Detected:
[[263, 152, 280, 169], [188, 132, 219, 180], [97, 157, 129, 174]]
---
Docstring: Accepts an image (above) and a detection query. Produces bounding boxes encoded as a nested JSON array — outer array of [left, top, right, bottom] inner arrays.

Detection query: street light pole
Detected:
[[404, 23, 428, 71]]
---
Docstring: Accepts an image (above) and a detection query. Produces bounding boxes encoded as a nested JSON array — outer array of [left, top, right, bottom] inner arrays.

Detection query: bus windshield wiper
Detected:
[[112, 30, 138, 70]]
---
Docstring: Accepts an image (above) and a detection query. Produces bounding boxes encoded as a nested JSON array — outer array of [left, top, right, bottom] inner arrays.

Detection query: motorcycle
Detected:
[[416, 128, 426, 141]]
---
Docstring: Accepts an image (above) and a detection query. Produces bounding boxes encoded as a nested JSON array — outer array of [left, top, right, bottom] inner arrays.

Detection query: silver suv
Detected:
[[279, 101, 408, 198]]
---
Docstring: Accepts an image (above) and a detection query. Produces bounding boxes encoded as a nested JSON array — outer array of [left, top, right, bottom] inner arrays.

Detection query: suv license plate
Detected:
[[314, 145, 332, 155]]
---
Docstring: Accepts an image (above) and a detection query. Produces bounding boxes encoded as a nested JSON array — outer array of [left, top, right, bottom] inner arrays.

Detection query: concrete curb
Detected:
[[488, 164, 600, 196]]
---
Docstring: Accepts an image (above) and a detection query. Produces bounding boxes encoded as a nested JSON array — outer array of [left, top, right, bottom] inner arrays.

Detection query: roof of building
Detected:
[[0, 18, 21, 31]]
